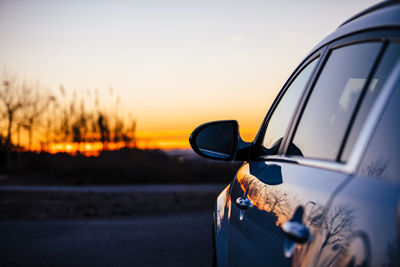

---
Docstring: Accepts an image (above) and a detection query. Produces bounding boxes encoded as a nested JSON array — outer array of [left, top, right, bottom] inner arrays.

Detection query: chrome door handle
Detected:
[[281, 221, 310, 244], [235, 197, 253, 210]]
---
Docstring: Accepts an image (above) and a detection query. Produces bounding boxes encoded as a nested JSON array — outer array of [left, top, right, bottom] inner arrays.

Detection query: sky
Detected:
[[0, 0, 381, 149]]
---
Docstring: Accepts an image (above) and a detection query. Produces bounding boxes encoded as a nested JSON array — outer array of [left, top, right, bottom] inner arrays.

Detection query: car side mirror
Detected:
[[189, 120, 252, 161]]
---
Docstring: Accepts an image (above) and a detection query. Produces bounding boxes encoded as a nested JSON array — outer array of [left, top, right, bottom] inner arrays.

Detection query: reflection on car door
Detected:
[[228, 161, 350, 266]]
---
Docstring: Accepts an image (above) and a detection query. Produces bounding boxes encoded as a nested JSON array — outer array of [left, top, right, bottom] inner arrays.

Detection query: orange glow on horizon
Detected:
[[26, 138, 191, 157], [19, 128, 258, 156]]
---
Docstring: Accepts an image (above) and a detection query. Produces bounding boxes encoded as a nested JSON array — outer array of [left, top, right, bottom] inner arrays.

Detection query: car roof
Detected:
[[308, 1, 400, 56]]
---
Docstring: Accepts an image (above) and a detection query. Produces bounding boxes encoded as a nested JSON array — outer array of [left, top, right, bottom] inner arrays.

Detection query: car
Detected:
[[189, 1, 400, 266]]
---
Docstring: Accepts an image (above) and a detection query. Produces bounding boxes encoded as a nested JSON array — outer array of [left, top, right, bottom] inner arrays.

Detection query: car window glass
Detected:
[[288, 42, 382, 161], [262, 59, 318, 152], [341, 43, 400, 161], [358, 84, 400, 183]]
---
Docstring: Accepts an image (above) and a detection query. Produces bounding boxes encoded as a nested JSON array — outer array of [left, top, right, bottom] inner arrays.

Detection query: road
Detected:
[[0, 184, 226, 193], [0, 212, 214, 267]]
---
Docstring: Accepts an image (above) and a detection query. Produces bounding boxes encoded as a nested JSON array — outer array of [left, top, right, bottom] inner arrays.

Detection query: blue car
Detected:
[[190, 1, 400, 266]]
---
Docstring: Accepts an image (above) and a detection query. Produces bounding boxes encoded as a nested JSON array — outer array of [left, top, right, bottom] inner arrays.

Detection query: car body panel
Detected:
[[214, 161, 351, 266], [214, 183, 233, 266], [296, 174, 400, 266]]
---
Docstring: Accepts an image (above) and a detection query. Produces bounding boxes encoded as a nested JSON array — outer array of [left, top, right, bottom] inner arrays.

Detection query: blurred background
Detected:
[[0, 0, 381, 266]]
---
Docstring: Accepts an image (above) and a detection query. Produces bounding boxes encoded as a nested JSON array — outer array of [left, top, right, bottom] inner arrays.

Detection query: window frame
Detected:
[[253, 48, 324, 154], [285, 40, 386, 161], [255, 29, 400, 174]]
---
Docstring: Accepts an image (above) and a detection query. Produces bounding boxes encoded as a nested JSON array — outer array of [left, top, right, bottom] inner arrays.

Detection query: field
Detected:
[[0, 185, 225, 221]]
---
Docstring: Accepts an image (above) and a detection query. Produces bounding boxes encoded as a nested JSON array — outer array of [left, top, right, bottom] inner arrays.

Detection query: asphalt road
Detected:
[[0, 212, 214, 267], [0, 184, 226, 193]]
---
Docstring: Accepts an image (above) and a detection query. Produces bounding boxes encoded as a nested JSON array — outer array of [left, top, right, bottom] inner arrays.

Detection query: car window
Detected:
[[358, 84, 400, 183], [288, 42, 382, 161], [262, 59, 318, 153], [341, 43, 400, 161]]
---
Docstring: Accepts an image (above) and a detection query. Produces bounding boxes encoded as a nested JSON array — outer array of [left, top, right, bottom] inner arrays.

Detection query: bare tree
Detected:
[[57, 85, 74, 143], [314, 205, 355, 265], [22, 82, 56, 150], [43, 98, 58, 147], [0, 71, 31, 164], [97, 112, 110, 150], [127, 119, 137, 148]]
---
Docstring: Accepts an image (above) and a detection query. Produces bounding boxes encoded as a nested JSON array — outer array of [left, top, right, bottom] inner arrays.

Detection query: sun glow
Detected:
[[24, 134, 193, 157], [42, 141, 128, 156], [16, 124, 260, 156]]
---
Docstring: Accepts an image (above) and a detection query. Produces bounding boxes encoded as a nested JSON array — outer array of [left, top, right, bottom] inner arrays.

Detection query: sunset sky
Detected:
[[0, 0, 381, 149]]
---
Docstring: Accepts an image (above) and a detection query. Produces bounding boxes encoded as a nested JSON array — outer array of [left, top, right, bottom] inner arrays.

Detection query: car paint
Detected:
[[210, 2, 400, 266], [223, 162, 350, 266], [307, 174, 400, 266]]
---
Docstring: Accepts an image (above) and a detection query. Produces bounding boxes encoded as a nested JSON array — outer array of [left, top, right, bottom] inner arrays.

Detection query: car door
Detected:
[[300, 42, 400, 267], [226, 37, 387, 266]]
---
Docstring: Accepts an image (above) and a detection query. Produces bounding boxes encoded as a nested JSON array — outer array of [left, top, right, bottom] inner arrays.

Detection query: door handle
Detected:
[[235, 197, 253, 210], [281, 221, 310, 244]]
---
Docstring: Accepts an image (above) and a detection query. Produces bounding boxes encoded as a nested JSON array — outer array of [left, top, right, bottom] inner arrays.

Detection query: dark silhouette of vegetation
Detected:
[[0, 149, 241, 185], [97, 113, 110, 150]]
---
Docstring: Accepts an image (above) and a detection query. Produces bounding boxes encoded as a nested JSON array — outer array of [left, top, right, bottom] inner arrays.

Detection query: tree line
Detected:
[[0, 71, 137, 164]]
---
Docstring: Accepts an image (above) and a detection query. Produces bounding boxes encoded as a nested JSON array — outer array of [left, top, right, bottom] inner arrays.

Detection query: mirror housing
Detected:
[[189, 120, 252, 161]]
